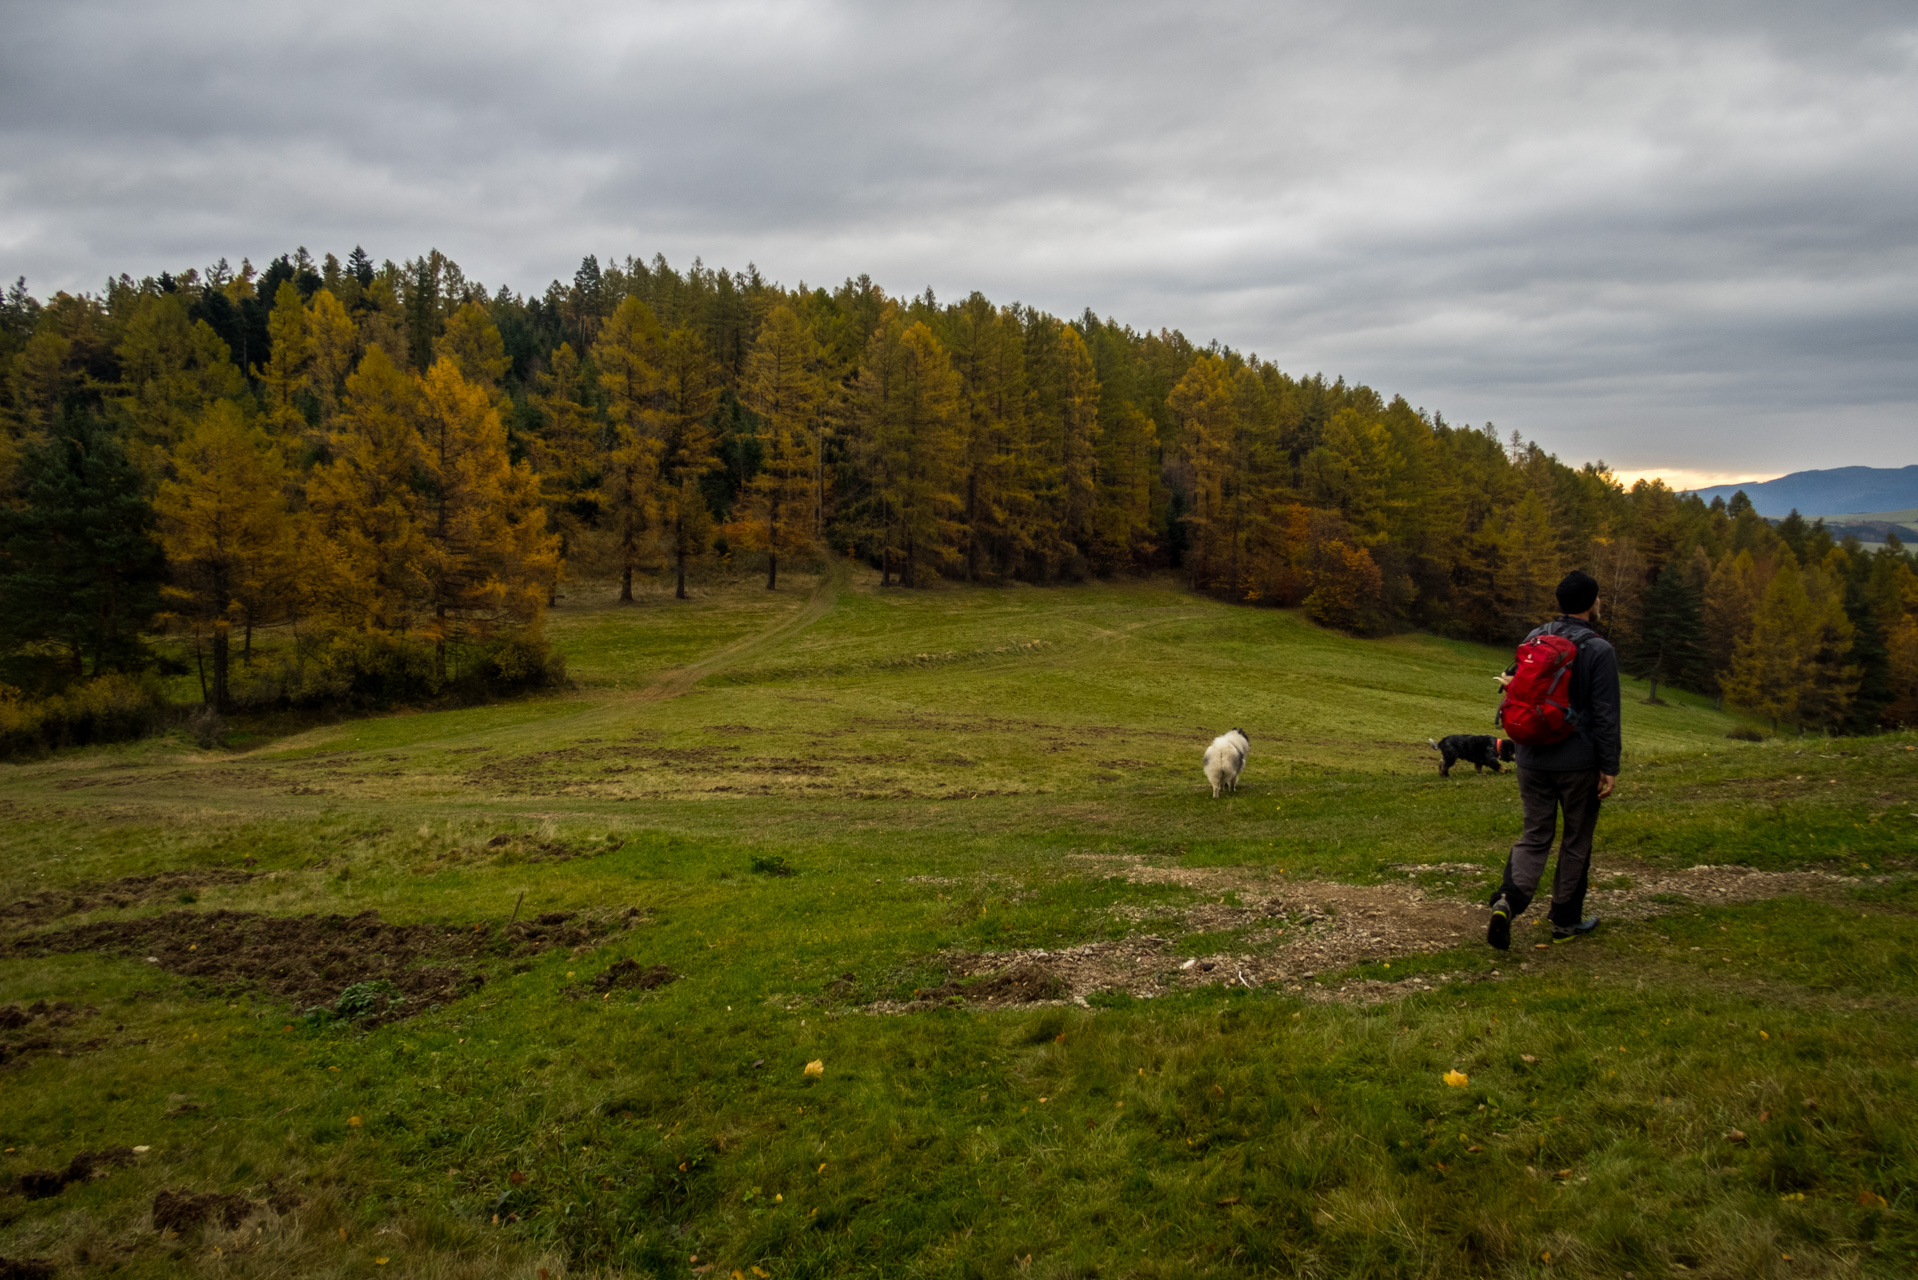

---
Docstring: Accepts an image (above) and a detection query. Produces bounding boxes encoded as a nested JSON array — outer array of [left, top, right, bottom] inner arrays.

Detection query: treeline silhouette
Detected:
[[1, 248, 1913, 743]]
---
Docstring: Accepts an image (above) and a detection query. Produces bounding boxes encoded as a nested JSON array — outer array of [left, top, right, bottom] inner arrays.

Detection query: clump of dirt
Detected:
[[587, 959, 678, 993], [907, 964, 1065, 1007], [0, 1000, 106, 1069], [14, 1147, 137, 1200], [6, 907, 640, 1025], [152, 1189, 254, 1233], [1, 870, 256, 926], [423, 833, 624, 870]]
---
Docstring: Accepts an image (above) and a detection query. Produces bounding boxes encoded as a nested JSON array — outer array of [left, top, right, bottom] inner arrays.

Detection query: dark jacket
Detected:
[[1513, 616, 1621, 776]]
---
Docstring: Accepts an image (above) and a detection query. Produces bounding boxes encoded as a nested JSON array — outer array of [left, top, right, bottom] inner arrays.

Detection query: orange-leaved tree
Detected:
[[413, 359, 558, 679], [654, 328, 721, 599], [154, 401, 298, 710], [592, 297, 665, 602], [736, 305, 822, 589], [853, 309, 962, 587]]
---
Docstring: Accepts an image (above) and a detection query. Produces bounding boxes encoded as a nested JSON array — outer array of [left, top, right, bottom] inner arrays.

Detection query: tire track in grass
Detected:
[[628, 563, 843, 705]]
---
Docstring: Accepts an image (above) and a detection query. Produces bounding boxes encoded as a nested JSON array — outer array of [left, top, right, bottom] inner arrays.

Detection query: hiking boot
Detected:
[[1487, 898, 1512, 951], [1551, 917, 1600, 943]]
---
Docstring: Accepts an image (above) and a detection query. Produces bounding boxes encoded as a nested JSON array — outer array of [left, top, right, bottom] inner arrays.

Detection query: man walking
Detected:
[[1487, 569, 1621, 950]]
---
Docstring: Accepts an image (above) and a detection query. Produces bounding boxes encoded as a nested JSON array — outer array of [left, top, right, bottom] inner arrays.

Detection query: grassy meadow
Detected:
[[2, 565, 1915, 1279]]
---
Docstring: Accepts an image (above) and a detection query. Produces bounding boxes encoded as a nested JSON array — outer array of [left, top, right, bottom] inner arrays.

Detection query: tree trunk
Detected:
[[881, 548, 891, 587], [1646, 674, 1659, 703], [966, 471, 977, 583], [435, 604, 447, 682], [767, 552, 778, 591], [620, 564, 633, 604], [212, 626, 230, 713], [676, 549, 688, 600]]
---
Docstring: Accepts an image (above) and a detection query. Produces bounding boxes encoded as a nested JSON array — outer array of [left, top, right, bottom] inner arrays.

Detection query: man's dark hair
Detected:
[[1556, 570, 1599, 615]]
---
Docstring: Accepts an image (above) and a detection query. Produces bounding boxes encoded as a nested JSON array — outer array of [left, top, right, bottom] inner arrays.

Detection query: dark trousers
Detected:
[[1497, 767, 1600, 928]]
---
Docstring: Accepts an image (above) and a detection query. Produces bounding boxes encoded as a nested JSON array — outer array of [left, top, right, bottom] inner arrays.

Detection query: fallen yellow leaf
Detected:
[[347, 1116, 363, 1127], [804, 1059, 824, 1077], [1443, 1070, 1468, 1089], [375, 1259, 389, 1267]]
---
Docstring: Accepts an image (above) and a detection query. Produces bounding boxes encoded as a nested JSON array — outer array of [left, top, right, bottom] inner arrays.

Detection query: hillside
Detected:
[[1688, 464, 1918, 517], [1, 572, 1914, 1278]]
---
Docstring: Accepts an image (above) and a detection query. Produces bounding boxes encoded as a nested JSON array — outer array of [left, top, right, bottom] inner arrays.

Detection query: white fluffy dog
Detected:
[[1202, 728, 1249, 798]]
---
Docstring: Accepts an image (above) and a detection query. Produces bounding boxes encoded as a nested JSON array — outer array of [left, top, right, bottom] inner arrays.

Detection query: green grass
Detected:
[[1, 568, 1915, 1279]]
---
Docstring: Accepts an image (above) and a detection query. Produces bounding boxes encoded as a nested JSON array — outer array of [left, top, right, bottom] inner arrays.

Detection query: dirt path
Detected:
[[872, 856, 1898, 1012], [628, 562, 844, 704]]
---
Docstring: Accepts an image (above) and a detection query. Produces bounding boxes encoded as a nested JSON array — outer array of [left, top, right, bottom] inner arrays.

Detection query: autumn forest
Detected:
[[1, 247, 1914, 751]]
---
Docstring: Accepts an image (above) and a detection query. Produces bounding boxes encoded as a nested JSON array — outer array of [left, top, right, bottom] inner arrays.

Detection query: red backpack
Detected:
[[1496, 633, 1581, 746]]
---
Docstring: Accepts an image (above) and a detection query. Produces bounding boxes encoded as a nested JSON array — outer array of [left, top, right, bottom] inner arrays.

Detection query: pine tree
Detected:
[[592, 297, 666, 602], [737, 305, 822, 589], [1630, 556, 1709, 702], [852, 310, 962, 587], [655, 328, 721, 599], [154, 402, 296, 709], [0, 413, 164, 679]]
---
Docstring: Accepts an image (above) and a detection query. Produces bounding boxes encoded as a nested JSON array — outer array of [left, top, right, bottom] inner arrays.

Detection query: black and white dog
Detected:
[[1428, 735, 1514, 777]]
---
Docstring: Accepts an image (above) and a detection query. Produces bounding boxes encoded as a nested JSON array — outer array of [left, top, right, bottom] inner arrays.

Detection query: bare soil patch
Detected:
[[1, 869, 256, 925], [12, 1147, 137, 1200], [5, 907, 640, 1024], [574, 958, 678, 998], [867, 858, 1889, 1011], [0, 999, 108, 1069], [151, 1189, 254, 1233]]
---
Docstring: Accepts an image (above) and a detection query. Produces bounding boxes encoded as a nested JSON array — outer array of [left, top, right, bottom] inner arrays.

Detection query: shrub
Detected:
[[0, 673, 168, 759], [227, 626, 566, 711]]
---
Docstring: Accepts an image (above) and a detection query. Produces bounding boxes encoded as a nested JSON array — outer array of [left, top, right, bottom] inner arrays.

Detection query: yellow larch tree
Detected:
[[113, 293, 246, 471], [305, 288, 359, 436], [435, 302, 511, 399], [255, 281, 311, 439], [1166, 354, 1237, 591], [854, 309, 963, 587], [305, 346, 430, 636], [736, 305, 822, 590], [592, 297, 666, 602], [154, 401, 297, 710], [413, 359, 558, 679], [655, 328, 722, 599]]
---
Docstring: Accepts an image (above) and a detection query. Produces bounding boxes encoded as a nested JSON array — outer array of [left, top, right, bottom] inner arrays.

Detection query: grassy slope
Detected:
[[1, 568, 1915, 1279]]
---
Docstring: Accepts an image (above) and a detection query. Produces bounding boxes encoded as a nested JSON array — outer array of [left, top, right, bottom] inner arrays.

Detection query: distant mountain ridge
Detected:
[[1685, 465, 1918, 518]]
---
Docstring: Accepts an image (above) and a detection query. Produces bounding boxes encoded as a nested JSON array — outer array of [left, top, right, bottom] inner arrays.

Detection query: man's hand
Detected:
[[1597, 773, 1616, 801]]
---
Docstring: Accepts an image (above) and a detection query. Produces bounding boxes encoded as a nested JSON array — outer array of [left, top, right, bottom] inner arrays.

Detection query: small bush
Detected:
[[0, 673, 167, 759], [228, 626, 566, 711], [187, 704, 226, 748], [1726, 726, 1764, 742], [749, 854, 793, 877]]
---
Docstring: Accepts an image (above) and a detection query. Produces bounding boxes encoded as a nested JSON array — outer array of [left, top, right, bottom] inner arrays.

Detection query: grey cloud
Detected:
[[2, 0, 1914, 472]]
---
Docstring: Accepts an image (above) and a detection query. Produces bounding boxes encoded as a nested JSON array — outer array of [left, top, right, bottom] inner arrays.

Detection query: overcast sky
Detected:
[[3, 0, 1914, 484]]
